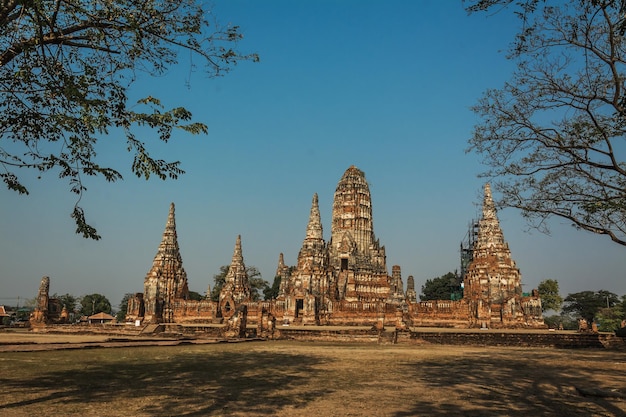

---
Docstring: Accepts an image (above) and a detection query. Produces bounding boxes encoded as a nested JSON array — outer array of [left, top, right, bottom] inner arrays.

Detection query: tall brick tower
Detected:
[[463, 184, 524, 327], [293, 193, 328, 294], [219, 235, 252, 318], [328, 165, 386, 274], [328, 166, 390, 302], [280, 193, 329, 324], [275, 252, 290, 299], [143, 202, 189, 323]]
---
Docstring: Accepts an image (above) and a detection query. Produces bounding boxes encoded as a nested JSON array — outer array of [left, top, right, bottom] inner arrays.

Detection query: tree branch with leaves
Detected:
[[1, 0, 258, 239], [466, 0, 626, 246]]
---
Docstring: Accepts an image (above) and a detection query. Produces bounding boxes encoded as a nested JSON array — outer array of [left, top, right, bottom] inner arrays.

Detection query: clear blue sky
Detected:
[[1, 1, 624, 310]]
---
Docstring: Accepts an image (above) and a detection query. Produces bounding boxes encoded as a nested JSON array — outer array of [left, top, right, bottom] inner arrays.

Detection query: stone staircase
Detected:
[[139, 324, 164, 335]]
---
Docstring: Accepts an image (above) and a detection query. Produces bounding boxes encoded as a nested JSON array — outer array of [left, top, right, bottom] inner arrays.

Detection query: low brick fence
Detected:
[[407, 330, 625, 349], [276, 327, 626, 349], [20, 323, 626, 350]]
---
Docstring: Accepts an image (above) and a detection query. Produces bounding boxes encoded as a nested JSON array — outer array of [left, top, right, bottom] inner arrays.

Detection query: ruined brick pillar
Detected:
[[30, 276, 50, 326], [275, 252, 290, 299], [406, 275, 417, 303], [389, 265, 405, 303]]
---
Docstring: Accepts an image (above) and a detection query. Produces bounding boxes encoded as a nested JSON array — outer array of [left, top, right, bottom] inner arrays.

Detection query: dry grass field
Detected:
[[0, 337, 625, 416]]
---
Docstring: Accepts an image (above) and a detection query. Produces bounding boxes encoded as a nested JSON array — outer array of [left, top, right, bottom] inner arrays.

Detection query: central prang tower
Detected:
[[277, 165, 401, 325], [328, 165, 387, 274], [326, 166, 391, 303]]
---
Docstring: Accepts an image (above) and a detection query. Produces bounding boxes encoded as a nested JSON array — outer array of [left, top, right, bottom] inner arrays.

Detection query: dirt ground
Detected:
[[0, 332, 625, 416]]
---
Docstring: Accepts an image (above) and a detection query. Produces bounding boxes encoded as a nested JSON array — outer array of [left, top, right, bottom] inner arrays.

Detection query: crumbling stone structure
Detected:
[[409, 184, 543, 328], [219, 235, 252, 319], [142, 203, 190, 323], [29, 276, 67, 326], [126, 166, 543, 329], [275, 166, 407, 326], [405, 275, 417, 303], [462, 184, 543, 328], [223, 304, 248, 338], [126, 203, 215, 324], [257, 308, 278, 339]]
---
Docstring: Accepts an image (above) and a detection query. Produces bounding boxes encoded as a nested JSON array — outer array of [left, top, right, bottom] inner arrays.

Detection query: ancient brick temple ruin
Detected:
[[462, 184, 542, 328], [29, 276, 68, 326], [127, 203, 216, 324], [126, 166, 544, 329]]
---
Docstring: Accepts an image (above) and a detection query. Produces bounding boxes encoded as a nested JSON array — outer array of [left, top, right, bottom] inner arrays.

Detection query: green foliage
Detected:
[[1, 0, 258, 239], [210, 265, 267, 301], [210, 265, 230, 302], [537, 279, 563, 312], [116, 293, 133, 322], [560, 314, 579, 331], [264, 276, 282, 300], [595, 294, 626, 332], [420, 272, 460, 301], [542, 314, 560, 330], [52, 293, 78, 312], [243, 266, 267, 302], [79, 293, 112, 316], [14, 306, 32, 321], [596, 307, 624, 332], [466, 0, 626, 246], [187, 291, 204, 301], [562, 290, 619, 324], [543, 313, 578, 330], [22, 297, 37, 309]]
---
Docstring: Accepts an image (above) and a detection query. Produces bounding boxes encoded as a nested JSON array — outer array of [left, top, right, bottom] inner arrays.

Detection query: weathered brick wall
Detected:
[[170, 300, 217, 323], [276, 327, 626, 349], [409, 331, 623, 349], [278, 327, 381, 343], [409, 300, 470, 327]]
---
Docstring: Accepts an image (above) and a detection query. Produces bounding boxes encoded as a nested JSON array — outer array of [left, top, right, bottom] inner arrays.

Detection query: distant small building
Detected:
[[88, 312, 115, 324]]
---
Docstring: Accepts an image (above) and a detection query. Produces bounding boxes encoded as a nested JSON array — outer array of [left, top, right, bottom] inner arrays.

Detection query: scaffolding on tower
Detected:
[[460, 219, 479, 282]]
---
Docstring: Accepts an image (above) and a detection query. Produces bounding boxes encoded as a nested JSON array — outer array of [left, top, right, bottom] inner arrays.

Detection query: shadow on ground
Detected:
[[394, 350, 626, 417], [0, 346, 328, 416], [1, 344, 625, 416]]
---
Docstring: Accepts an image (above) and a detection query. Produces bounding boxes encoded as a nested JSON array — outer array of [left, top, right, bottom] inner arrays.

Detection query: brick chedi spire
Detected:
[[405, 275, 417, 302], [298, 193, 326, 269], [305, 193, 323, 240], [278, 194, 330, 324], [389, 265, 405, 303], [276, 252, 287, 278], [143, 202, 189, 323], [463, 184, 524, 327], [276, 252, 291, 299], [289, 193, 328, 296], [220, 235, 251, 306], [475, 183, 506, 250]]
